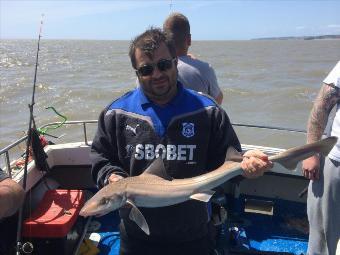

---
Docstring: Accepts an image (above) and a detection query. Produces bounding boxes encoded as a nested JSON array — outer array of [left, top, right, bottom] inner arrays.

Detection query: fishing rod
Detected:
[[231, 122, 307, 134], [16, 14, 44, 255]]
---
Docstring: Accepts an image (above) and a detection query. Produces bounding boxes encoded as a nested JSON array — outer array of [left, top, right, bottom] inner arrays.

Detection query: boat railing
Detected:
[[0, 120, 306, 178], [0, 120, 98, 178], [38, 120, 98, 145]]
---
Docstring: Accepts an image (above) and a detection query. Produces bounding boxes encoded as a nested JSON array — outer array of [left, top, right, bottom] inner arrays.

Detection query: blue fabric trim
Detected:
[[108, 82, 216, 136]]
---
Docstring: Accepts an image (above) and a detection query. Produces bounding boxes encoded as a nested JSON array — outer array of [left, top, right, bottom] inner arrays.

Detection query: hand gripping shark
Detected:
[[80, 136, 337, 235]]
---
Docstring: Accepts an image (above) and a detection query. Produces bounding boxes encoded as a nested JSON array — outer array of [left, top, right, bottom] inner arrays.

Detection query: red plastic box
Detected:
[[22, 189, 85, 238]]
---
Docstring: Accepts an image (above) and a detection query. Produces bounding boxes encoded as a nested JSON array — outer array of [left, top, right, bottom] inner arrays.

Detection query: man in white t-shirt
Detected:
[[302, 61, 340, 255], [163, 13, 223, 104]]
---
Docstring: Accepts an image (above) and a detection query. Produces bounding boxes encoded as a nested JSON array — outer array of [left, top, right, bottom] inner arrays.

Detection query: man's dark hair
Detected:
[[129, 27, 176, 69], [163, 13, 190, 50]]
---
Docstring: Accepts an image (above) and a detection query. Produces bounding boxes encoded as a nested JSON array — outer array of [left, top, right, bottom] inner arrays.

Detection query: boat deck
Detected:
[[84, 194, 308, 255]]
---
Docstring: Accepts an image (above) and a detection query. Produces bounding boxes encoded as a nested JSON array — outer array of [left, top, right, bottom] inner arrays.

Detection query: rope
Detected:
[[37, 106, 67, 135]]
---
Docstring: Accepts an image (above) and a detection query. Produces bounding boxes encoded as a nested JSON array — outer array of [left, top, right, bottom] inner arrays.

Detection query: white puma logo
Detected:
[[126, 124, 140, 136]]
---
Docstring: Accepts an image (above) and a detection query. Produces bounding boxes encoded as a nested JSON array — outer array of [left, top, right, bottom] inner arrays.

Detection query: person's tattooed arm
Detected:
[[302, 83, 340, 180], [307, 83, 340, 143]]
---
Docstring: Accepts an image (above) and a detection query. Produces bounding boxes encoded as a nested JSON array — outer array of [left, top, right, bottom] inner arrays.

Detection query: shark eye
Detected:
[[100, 198, 110, 205]]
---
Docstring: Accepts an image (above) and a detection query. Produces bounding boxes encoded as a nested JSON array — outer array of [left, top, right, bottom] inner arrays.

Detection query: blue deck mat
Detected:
[[228, 195, 308, 255], [90, 211, 121, 255], [90, 195, 308, 255]]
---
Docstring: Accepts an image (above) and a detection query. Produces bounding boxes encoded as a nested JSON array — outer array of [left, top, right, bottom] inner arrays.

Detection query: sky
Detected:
[[1, 0, 340, 40]]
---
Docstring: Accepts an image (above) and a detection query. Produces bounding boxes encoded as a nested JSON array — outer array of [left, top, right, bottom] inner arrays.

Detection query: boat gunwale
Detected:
[[0, 120, 307, 180]]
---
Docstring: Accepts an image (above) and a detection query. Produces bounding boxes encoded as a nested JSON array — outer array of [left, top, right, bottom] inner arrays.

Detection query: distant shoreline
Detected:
[[2, 34, 340, 41], [253, 35, 340, 40]]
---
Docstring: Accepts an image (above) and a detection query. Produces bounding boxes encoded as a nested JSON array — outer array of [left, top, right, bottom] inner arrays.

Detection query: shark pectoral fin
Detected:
[[190, 190, 215, 202], [126, 200, 150, 235]]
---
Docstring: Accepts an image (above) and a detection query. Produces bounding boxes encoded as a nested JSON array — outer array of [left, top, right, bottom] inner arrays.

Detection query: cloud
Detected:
[[327, 24, 340, 28], [295, 26, 305, 30]]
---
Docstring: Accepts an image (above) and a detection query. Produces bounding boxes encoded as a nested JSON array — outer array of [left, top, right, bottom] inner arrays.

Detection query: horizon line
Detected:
[[2, 34, 340, 41]]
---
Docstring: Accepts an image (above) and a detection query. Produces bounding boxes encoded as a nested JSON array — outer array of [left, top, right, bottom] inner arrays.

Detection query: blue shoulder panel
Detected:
[[106, 85, 217, 137], [108, 89, 144, 114]]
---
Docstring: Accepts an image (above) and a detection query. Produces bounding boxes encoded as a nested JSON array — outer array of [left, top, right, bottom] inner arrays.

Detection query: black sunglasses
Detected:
[[136, 58, 176, 77]]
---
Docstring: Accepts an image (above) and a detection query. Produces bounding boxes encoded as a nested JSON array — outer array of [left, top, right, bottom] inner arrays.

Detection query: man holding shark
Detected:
[[89, 27, 273, 255]]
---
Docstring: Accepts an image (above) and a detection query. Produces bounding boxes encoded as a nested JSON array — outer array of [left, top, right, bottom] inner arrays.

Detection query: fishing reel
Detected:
[[16, 241, 34, 254]]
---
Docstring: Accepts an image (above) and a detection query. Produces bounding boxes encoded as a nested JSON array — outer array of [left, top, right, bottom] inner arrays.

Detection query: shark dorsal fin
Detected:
[[141, 157, 173, 181]]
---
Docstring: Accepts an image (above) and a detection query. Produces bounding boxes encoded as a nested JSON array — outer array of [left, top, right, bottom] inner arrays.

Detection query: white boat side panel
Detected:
[[238, 174, 308, 203], [45, 142, 91, 166], [14, 161, 45, 192], [14, 142, 91, 192]]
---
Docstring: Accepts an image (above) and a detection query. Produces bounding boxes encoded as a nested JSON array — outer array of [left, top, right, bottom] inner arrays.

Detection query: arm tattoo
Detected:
[[307, 83, 340, 143]]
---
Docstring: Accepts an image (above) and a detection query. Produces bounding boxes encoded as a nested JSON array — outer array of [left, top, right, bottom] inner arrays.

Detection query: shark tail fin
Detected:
[[273, 136, 338, 171]]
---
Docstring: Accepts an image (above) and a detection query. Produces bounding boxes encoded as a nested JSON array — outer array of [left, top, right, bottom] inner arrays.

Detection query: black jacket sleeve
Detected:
[[206, 106, 241, 172], [90, 109, 128, 188]]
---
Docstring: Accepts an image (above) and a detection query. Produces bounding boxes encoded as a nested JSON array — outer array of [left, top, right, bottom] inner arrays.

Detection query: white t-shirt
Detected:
[[324, 61, 340, 161]]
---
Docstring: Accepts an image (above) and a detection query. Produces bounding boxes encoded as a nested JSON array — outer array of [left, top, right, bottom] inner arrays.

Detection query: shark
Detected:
[[80, 136, 337, 235]]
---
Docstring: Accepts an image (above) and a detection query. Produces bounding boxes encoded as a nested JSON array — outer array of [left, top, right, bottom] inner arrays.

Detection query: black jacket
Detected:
[[91, 84, 240, 242]]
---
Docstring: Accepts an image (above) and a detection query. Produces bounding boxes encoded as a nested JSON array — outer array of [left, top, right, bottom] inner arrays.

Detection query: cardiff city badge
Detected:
[[182, 122, 195, 138]]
